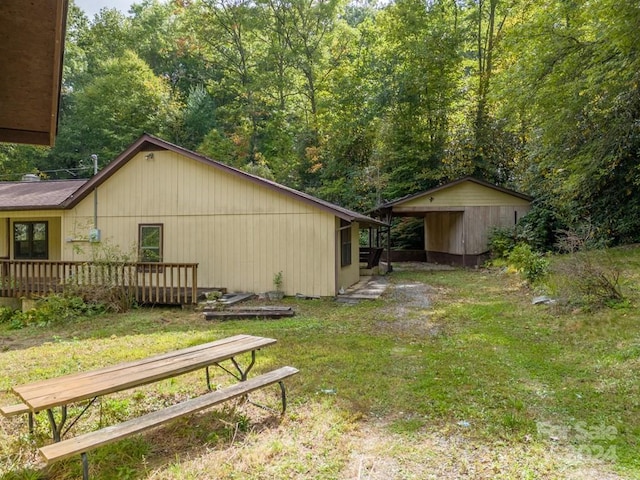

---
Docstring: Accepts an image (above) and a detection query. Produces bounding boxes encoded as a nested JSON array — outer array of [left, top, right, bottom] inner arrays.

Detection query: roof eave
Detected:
[[379, 176, 533, 208], [66, 134, 388, 228]]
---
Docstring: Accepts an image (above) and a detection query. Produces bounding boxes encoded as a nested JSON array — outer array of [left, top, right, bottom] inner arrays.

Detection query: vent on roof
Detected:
[[22, 174, 40, 182]]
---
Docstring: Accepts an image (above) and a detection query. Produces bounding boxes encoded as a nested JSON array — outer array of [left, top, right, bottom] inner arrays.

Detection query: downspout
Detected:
[[334, 225, 339, 295], [91, 154, 98, 230]]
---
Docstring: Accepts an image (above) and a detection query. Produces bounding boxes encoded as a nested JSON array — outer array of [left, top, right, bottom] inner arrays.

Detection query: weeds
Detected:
[[547, 230, 625, 308]]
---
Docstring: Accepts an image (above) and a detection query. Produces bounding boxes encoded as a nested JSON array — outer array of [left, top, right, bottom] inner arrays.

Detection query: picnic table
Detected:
[[2, 334, 298, 479]]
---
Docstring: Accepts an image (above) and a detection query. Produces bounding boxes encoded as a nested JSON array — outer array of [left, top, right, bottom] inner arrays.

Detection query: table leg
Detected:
[[46, 406, 67, 442], [213, 350, 258, 382], [232, 349, 257, 381], [246, 380, 288, 414]]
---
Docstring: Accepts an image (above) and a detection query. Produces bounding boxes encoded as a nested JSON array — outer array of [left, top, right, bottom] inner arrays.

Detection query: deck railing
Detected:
[[0, 260, 198, 305]]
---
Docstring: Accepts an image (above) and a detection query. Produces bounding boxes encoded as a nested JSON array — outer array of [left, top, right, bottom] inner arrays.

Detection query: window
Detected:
[[340, 220, 352, 267], [139, 224, 163, 262], [14, 221, 48, 259]]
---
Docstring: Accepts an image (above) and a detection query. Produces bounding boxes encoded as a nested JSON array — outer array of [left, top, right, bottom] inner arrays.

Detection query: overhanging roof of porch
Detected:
[[0, 0, 69, 146]]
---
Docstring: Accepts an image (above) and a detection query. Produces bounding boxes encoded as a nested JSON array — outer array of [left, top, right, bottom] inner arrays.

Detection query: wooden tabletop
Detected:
[[13, 334, 276, 411]]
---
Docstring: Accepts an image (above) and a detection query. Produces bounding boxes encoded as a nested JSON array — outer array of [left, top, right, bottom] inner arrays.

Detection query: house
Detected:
[[0, 134, 385, 302], [0, 0, 68, 145], [374, 177, 533, 267]]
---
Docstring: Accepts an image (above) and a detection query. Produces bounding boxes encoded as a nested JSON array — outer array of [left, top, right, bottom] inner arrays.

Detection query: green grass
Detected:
[[2, 248, 640, 478]]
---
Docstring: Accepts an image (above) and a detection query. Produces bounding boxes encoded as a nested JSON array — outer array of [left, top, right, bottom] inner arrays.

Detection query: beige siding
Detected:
[[425, 205, 531, 255], [337, 220, 360, 292], [0, 218, 8, 257], [463, 205, 530, 254], [398, 180, 531, 209], [65, 150, 341, 296], [424, 212, 464, 254]]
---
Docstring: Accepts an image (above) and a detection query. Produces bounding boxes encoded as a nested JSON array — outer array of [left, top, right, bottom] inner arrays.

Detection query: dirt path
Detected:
[[339, 279, 628, 480]]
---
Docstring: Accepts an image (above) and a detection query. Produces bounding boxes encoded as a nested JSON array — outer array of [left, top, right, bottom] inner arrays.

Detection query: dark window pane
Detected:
[[139, 224, 162, 262], [13, 222, 48, 259]]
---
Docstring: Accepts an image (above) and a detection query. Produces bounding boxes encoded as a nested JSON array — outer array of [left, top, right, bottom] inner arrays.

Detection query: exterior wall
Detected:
[[398, 180, 531, 210], [336, 220, 360, 292], [64, 150, 341, 297], [424, 212, 464, 255], [423, 204, 531, 261], [0, 218, 8, 257], [463, 205, 530, 254]]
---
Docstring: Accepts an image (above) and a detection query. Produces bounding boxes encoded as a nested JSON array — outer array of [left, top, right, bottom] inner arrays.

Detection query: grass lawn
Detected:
[[1, 249, 640, 479]]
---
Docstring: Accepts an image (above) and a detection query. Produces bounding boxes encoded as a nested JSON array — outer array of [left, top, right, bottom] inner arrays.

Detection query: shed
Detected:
[[375, 177, 533, 267], [0, 134, 385, 300]]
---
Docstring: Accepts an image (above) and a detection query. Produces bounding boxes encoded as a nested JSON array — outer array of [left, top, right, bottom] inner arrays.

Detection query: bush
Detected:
[[508, 243, 549, 284], [0, 295, 104, 330], [0, 306, 15, 324], [488, 226, 517, 259], [547, 251, 624, 308]]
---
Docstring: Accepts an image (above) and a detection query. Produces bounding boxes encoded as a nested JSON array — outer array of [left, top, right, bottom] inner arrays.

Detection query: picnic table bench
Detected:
[[1, 334, 298, 480]]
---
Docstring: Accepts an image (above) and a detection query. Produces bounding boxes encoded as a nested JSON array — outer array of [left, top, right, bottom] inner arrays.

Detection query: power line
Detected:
[[0, 165, 94, 180]]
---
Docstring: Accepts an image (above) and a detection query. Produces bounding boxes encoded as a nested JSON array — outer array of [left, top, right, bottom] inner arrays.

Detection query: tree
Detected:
[[50, 50, 180, 170], [496, 0, 640, 245], [371, 0, 462, 199]]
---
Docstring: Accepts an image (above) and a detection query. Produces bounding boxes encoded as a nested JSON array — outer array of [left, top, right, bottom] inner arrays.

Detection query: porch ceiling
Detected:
[[0, 0, 68, 146]]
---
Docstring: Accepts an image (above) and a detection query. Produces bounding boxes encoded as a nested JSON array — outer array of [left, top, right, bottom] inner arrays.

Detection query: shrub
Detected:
[[0, 306, 15, 324], [0, 295, 104, 330], [508, 243, 549, 284], [488, 226, 517, 259]]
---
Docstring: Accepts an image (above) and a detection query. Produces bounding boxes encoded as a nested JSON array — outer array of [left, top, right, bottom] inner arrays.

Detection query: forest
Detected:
[[2, 0, 639, 250]]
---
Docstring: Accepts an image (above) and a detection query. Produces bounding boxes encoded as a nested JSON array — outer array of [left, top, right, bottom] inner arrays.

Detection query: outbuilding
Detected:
[[375, 177, 533, 267]]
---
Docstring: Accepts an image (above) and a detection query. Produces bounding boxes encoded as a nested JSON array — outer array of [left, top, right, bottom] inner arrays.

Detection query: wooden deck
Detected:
[[0, 260, 198, 305]]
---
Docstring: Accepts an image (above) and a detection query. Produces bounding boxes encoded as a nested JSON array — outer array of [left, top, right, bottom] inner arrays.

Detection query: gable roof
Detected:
[[0, 0, 68, 146], [0, 179, 86, 211], [51, 134, 385, 227], [377, 176, 533, 211]]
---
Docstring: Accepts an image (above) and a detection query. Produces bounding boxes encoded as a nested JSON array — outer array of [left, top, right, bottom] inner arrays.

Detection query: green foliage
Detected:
[[5, 0, 640, 251], [507, 243, 549, 284], [6, 256, 640, 476], [0, 307, 15, 325], [65, 239, 138, 312], [273, 271, 283, 291], [4, 295, 102, 330], [487, 226, 517, 259], [390, 217, 424, 250]]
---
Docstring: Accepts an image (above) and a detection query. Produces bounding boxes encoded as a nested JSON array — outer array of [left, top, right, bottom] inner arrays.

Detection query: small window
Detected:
[[340, 220, 352, 267], [139, 224, 163, 262], [14, 221, 48, 259]]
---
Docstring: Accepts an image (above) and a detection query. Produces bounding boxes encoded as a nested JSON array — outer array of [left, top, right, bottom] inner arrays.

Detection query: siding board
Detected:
[[65, 150, 340, 296]]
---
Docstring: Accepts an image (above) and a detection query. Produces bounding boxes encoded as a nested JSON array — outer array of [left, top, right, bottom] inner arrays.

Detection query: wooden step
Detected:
[[39, 366, 299, 464], [203, 306, 295, 320]]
